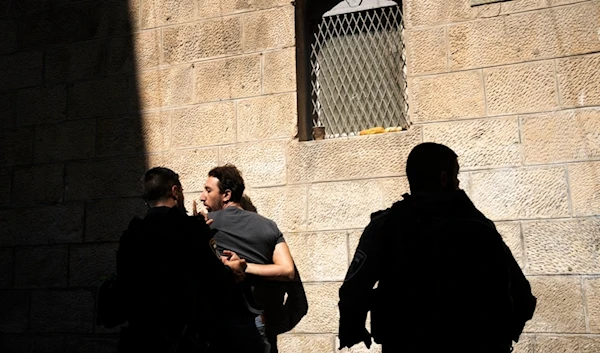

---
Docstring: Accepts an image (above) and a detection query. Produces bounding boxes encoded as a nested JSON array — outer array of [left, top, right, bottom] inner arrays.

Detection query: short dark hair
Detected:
[[208, 164, 245, 203], [240, 194, 257, 213], [406, 142, 458, 192], [141, 167, 181, 205]]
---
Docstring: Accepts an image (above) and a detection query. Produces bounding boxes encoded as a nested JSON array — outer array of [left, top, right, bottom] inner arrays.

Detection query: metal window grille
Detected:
[[310, 3, 408, 139]]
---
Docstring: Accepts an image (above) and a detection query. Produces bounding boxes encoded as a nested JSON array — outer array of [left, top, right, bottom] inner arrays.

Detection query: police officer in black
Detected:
[[116, 167, 258, 353], [338, 143, 537, 353]]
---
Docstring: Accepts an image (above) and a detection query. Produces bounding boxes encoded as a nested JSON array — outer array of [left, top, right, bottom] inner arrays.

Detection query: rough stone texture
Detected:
[[293, 282, 340, 333], [141, 0, 195, 28], [66, 336, 119, 353], [423, 117, 521, 170], [68, 75, 135, 119], [69, 243, 118, 287], [0, 127, 34, 167], [85, 198, 147, 242], [17, 85, 67, 126], [220, 140, 288, 187], [237, 93, 297, 142], [448, 2, 600, 70], [34, 120, 96, 163], [244, 185, 307, 233], [569, 161, 600, 217], [379, 177, 411, 209], [278, 334, 334, 353], [513, 334, 535, 353], [404, 0, 497, 27], [469, 166, 569, 221], [0, 290, 30, 332], [495, 221, 524, 269], [348, 230, 365, 263], [30, 290, 94, 332], [1, 335, 64, 353], [524, 218, 600, 275], [0, 203, 84, 246], [108, 30, 160, 74], [535, 336, 600, 353], [522, 109, 600, 164], [0, 167, 11, 205], [263, 47, 296, 94], [285, 232, 348, 282], [64, 157, 146, 200], [194, 55, 261, 103], [138, 65, 194, 109], [0, 248, 13, 288], [171, 102, 236, 148], [485, 61, 558, 115], [0, 51, 42, 90], [14, 246, 68, 288], [0, 19, 17, 54], [0, 92, 16, 130], [558, 53, 600, 108], [524, 276, 586, 333], [12, 163, 64, 204], [242, 6, 295, 52], [410, 70, 485, 123], [147, 147, 219, 193], [162, 18, 242, 64], [406, 27, 447, 75], [197, 0, 291, 18], [585, 277, 600, 333], [289, 128, 421, 184], [45, 40, 105, 82], [97, 112, 171, 157]]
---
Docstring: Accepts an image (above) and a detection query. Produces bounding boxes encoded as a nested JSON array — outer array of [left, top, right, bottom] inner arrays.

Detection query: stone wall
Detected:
[[0, 0, 598, 352]]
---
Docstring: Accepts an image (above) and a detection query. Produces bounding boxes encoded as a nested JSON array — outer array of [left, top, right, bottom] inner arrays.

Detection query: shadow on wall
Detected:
[[0, 0, 148, 350]]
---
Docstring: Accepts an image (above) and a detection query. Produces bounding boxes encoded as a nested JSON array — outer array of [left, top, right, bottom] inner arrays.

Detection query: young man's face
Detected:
[[200, 176, 225, 212]]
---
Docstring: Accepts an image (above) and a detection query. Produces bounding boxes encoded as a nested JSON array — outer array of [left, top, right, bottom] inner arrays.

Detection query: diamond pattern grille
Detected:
[[310, 4, 408, 138]]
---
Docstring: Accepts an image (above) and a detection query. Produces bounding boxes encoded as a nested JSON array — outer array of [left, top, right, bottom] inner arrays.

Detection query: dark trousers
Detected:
[[208, 315, 266, 353]]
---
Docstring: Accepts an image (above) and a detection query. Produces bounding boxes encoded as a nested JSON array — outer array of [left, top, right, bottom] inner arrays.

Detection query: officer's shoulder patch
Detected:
[[208, 238, 220, 258], [344, 250, 367, 282]]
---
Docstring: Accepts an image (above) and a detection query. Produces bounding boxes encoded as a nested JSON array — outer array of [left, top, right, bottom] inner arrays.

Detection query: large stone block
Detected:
[[147, 147, 219, 193], [170, 102, 236, 148], [14, 246, 68, 288], [0, 19, 17, 54], [237, 93, 297, 142], [141, 0, 195, 28], [162, 18, 243, 64], [0, 51, 42, 90], [410, 70, 484, 123], [263, 47, 296, 94], [69, 243, 118, 287], [194, 55, 261, 103], [220, 140, 287, 187], [0, 203, 84, 246], [96, 112, 171, 157], [524, 276, 586, 333], [108, 30, 160, 74], [569, 161, 600, 217], [495, 221, 524, 269], [138, 65, 194, 109], [523, 218, 600, 275], [68, 75, 135, 119], [285, 232, 348, 282], [522, 109, 600, 164], [557, 53, 600, 108], [293, 282, 340, 333], [85, 198, 147, 242], [0, 167, 11, 205], [16, 85, 67, 126], [34, 120, 96, 163], [585, 277, 600, 333], [0, 92, 16, 130], [12, 163, 64, 204], [0, 248, 13, 288], [242, 6, 295, 52], [278, 334, 335, 353], [66, 336, 119, 353], [404, 0, 491, 28], [469, 166, 569, 221], [289, 128, 421, 184], [536, 336, 600, 353], [197, 0, 291, 18], [448, 2, 600, 70], [0, 127, 33, 167], [405, 27, 446, 75], [45, 40, 105, 82], [0, 290, 30, 332], [30, 290, 94, 332], [64, 157, 146, 200], [484, 61, 558, 115], [1, 335, 64, 353], [244, 185, 307, 233], [423, 117, 520, 169]]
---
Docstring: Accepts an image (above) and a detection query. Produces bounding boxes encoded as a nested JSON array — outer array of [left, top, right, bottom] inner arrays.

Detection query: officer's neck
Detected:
[[222, 201, 242, 210], [151, 199, 177, 208]]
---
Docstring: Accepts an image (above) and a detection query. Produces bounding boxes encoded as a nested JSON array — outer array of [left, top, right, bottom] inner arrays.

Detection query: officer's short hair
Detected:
[[208, 164, 245, 203], [406, 142, 458, 191], [141, 167, 181, 205]]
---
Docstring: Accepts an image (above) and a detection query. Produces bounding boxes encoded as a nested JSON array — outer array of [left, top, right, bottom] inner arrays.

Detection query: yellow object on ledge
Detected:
[[359, 126, 402, 135]]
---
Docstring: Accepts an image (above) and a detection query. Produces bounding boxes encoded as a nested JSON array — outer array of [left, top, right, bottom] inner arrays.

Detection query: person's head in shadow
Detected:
[[141, 167, 186, 213], [406, 142, 460, 194]]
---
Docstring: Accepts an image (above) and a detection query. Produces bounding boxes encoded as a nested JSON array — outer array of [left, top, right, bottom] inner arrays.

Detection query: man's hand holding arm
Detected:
[[244, 242, 295, 281]]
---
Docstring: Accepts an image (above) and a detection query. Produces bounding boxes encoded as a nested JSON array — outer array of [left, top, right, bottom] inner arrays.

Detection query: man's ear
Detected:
[[171, 184, 180, 199], [222, 189, 232, 203]]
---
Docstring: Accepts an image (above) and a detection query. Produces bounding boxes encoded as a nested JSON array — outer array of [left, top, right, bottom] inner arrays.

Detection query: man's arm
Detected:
[[244, 242, 295, 281]]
